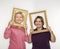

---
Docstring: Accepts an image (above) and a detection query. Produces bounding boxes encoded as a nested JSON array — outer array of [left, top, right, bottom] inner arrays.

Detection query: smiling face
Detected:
[[34, 18, 43, 28], [14, 12, 24, 24], [34, 16, 44, 28]]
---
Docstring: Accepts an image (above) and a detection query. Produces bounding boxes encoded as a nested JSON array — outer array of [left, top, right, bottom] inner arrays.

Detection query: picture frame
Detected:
[[12, 8, 28, 27], [29, 10, 49, 34]]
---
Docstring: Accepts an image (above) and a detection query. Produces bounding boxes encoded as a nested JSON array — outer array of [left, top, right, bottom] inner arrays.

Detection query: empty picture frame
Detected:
[[12, 8, 28, 27], [29, 10, 49, 34]]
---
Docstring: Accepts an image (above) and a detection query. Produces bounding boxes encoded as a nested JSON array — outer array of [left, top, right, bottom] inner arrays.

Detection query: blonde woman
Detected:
[[4, 12, 29, 49]]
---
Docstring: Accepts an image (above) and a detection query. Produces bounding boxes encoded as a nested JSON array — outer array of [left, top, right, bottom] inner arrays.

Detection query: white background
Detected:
[[0, 0, 60, 49]]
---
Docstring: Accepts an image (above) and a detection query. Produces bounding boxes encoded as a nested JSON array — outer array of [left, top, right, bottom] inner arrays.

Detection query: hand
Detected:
[[30, 28, 34, 34], [47, 26, 56, 42], [7, 20, 13, 28], [24, 24, 28, 35], [24, 24, 27, 30], [47, 26, 53, 33]]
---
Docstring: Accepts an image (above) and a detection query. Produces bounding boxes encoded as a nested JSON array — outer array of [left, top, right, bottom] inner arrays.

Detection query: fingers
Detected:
[[7, 20, 13, 28], [47, 26, 50, 30], [30, 28, 33, 34], [47, 26, 52, 33], [24, 24, 27, 30]]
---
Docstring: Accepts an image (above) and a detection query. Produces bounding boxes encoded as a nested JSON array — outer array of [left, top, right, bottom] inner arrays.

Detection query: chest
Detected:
[[32, 32, 50, 41], [11, 28, 25, 37]]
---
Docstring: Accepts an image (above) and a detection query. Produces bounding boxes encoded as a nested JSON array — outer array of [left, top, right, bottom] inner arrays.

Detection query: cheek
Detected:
[[36, 22, 38, 25], [39, 22, 42, 25], [15, 18, 19, 21], [34, 22, 38, 25], [15, 17, 23, 21], [20, 18, 23, 21], [34, 22, 42, 26]]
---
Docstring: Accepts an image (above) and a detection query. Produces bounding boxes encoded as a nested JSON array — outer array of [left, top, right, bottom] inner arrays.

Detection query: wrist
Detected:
[[50, 30, 53, 33], [7, 25, 11, 28]]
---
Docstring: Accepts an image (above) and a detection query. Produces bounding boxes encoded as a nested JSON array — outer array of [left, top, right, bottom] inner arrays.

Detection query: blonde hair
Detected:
[[15, 12, 24, 19]]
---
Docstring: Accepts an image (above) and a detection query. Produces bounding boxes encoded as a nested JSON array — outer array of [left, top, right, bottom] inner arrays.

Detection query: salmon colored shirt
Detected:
[[4, 25, 29, 49]]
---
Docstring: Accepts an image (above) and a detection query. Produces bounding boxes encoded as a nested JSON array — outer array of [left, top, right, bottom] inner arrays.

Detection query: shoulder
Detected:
[[42, 27, 46, 29], [34, 27, 46, 31], [34, 28, 37, 31]]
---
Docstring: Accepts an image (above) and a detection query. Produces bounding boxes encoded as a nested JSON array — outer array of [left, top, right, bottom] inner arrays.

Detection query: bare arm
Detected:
[[50, 31, 56, 42], [48, 26, 56, 42]]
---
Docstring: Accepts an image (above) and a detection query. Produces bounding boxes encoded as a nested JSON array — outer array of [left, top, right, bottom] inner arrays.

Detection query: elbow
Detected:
[[4, 35, 9, 39], [51, 40, 56, 43], [27, 38, 32, 43], [27, 40, 32, 43], [4, 36, 8, 39], [51, 38, 56, 43]]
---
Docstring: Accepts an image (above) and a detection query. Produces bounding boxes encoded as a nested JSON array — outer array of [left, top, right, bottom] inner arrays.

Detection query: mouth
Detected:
[[37, 24, 41, 25]]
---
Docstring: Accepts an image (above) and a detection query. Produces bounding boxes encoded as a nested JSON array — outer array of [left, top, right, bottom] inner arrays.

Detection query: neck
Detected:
[[37, 27, 42, 31]]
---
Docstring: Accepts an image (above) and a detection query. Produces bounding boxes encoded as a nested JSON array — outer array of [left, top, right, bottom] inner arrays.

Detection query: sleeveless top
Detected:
[[31, 27, 51, 49]]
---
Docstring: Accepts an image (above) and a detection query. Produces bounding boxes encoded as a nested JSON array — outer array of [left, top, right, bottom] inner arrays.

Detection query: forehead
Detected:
[[36, 18, 41, 21], [15, 13, 22, 17], [16, 13, 21, 15]]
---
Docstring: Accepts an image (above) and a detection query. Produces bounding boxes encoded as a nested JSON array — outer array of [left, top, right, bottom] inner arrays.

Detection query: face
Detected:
[[34, 18, 43, 28], [15, 14, 23, 24]]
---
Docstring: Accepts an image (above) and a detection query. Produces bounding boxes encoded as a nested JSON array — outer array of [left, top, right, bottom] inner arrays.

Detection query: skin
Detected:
[[15, 14, 23, 24], [29, 18, 56, 43], [34, 18, 43, 31]]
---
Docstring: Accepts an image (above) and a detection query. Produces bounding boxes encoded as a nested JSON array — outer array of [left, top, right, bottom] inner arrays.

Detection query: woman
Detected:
[[29, 16, 56, 49], [4, 12, 29, 49]]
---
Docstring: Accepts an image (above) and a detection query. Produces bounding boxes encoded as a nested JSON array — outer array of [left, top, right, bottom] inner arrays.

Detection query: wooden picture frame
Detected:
[[12, 8, 28, 27], [29, 10, 49, 34]]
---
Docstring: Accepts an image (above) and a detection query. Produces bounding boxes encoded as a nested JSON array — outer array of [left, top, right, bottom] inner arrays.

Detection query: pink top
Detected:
[[4, 25, 29, 49]]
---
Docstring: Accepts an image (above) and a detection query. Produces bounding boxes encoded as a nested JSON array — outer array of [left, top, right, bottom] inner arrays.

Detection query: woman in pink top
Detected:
[[4, 12, 29, 49]]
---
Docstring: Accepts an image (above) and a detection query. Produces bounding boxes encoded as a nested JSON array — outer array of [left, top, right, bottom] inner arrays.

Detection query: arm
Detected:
[[24, 29, 32, 43], [24, 25, 32, 43], [4, 20, 12, 39], [50, 30, 56, 42], [24, 25, 29, 42], [48, 26, 56, 42], [28, 33, 32, 43], [4, 27, 11, 39], [28, 28, 34, 43], [24, 31, 29, 42]]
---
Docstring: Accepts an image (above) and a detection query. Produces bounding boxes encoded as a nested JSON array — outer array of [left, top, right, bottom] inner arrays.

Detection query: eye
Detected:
[[20, 17, 22, 18], [39, 21, 41, 22]]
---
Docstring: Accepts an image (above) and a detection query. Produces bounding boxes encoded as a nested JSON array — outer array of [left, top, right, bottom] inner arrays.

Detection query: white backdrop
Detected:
[[0, 0, 60, 49]]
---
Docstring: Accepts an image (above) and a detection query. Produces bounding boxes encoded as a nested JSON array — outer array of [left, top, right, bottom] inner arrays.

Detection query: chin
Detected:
[[15, 22, 21, 24], [37, 26, 42, 28]]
